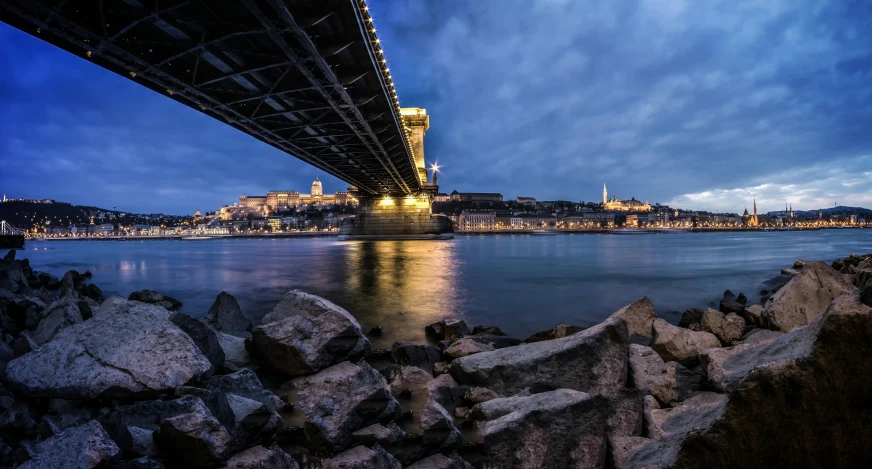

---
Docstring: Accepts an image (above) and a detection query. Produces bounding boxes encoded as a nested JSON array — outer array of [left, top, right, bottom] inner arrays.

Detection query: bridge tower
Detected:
[[401, 108, 430, 184]]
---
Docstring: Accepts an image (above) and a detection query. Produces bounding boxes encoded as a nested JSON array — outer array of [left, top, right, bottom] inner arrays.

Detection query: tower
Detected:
[[400, 108, 429, 183], [311, 176, 323, 205], [752, 198, 758, 226], [603, 184, 608, 206]]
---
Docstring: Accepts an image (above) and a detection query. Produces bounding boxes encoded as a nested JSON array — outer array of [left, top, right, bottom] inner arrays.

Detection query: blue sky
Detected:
[[1, 0, 871, 215]]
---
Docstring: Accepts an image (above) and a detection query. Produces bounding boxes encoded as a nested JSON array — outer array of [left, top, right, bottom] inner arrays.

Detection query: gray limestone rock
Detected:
[[763, 261, 855, 332], [32, 294, 83, 345], [252, 291, 369, 376], [170, 311, 225, 370], [18, 420, 120, 469], [608, 297, 657, 345], [651, 318, 720, 362], [420, 398, 462, 452], [205, 292, 252, 338], [154, 397, 232, 468], [292, 360, 400, 453], [217, 331, 257, 372], [628, 344, 677, 406], [449, 317, 628, 396], [463, 387, 500, 406], [99, 395, 207, 455], [6, 299, 212, 398], [127, 289, 182, 310]]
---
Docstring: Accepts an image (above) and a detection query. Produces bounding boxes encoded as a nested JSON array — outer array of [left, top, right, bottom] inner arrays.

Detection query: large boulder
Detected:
[[128, 289, 182, 310], [698, 309, 744, 345], [607, 297, 657, 345], [100, 395, 206, 456], [292, 360, 400, 453], [391, 342, 441, 369], [321, 445, 401, 469], [643, 391, 728, 440], [425, 319, 471, 340], [627, 344, 678, 406], [449, 317, 628, 396], [18, 420, 120, 469], [763, 261, 855, 332], [252, 290, 369, 376], [443, 334, 522, 359], [651, 318, 720, 362], [383, 365, 433, 393], [204, 292, 251, 337], [31, 295, 84, 345], [5, 299, 213, 398], [623, 292, 872, 468], [170, 312, 225, 370], [419, 398, 462, 452], [217, 332, 257, 372], [154, 397, 232, 468], [476, 389, 612, 468]]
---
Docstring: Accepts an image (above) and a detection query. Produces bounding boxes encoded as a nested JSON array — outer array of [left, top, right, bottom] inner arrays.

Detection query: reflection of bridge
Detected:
[[0, 0, 452, 237]]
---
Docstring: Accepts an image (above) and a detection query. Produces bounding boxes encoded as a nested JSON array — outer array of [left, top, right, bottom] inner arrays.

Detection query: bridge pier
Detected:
[[339, 194, 454, 240]]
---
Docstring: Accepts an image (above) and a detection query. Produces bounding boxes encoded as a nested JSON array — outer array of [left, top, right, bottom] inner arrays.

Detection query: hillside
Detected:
[[0, 200, 190, 231]]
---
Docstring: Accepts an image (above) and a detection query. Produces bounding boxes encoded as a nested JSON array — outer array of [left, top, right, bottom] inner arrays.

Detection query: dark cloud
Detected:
[[2, 0, 871, 214]]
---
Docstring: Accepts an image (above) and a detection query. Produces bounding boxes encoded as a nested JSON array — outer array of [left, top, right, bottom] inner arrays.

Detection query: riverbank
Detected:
[[2, 248, 871, 467]]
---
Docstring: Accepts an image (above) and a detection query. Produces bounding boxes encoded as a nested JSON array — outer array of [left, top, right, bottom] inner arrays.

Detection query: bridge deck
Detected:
[[0, 0, 422, 195]]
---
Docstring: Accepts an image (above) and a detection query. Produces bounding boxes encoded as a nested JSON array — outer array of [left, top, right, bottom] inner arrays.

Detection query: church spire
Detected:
[[603, 183, 608, 206]]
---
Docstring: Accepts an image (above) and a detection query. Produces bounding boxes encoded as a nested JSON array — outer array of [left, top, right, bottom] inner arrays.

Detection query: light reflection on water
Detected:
[[22, 230, 870, 347]]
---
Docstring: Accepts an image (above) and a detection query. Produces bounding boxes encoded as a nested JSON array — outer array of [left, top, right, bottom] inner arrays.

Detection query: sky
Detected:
[[1, 0, 871, 215]]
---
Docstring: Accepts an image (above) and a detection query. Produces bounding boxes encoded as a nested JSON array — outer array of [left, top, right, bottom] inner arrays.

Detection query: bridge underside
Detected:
[[339, 194, 454, 239], [0, 0, 423, 196]]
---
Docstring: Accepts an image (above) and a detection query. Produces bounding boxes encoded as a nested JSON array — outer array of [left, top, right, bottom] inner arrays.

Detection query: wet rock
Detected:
[[99, 395, 207, 455], [420, 398, 462, 452], [781, 268, 799, 276], [405, 453, 474, 469], [154, 397, 232, 468], [321, 445, 401, 469], [477, 389, 611, 468], [127, 289, 181, 310], [425, 319, 471, 340], [444, 334, 521, 359], [252, 291, 369, 376], [424, 373, 464, 411], [677, 309, 704, 329], [292, 360, 400, 453], [628, 344, 677, 406], [217, 332, 256, 372], [736, 292, 748, 305], [391, 342, 440, 369], [19, 420, 120, 469], [215, 392, 283, 453], [523, 323, 584, 343], [218, 444, 298, 469], [6, 299, 212, 398], [170, 311, 225, 370], [432, 361, 450, 376], [723, 289, 736, 301], [383, 365, 433, 393], [60, 271, 85, 298], [449, 317, 628, 396], [651, 318, 720, 362], [607, 297, 657, 345], [463, 387, 500, 406], [37, 273, 59, 290], [718, 300, 745, 316], [763, 261, 855, 332], [472, 325, 505, 336], [699, 309, 745, 345], [351, 423, 406, 447], [204, 292, 251, 338]]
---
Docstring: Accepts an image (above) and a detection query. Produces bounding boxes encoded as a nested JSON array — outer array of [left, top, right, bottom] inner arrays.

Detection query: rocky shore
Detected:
[[1, 247, 872, 468]]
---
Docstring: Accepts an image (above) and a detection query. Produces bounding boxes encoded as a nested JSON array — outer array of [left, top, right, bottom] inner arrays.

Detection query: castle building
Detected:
[[230, 177, 356, 218], [602, 184, 652, 212]]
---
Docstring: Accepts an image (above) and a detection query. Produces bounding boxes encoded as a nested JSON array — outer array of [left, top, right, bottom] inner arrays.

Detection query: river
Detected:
[[22, 230, 870, 348]]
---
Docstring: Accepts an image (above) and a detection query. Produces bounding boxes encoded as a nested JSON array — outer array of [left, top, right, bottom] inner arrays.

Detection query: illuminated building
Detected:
[[450, 191, 503, 203], [742, 198, 759, 227], [602, 184, 652, 212], [235, 177, 358, 216]]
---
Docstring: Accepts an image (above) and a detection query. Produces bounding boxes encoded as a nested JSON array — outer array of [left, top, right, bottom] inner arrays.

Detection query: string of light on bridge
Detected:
[[359, 0, 420, 176]]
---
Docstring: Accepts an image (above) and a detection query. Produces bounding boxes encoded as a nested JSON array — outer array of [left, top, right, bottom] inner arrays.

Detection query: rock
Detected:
[[100, 395, 208, 455], [351, 423, 406, 447], [622, 292, 872, 468], [420, 398, 462, 452], [82, 284, 103, 302], [252, 291, 369, 376], [609, 436, 651, 469], [744, 304, 764, 326], [651, 318, 720, 362], [677, 309, 704, 329], [645, 391, 728, 440], [110, 456, 166, 468], [154, 398, 232, 468], [425, 319, 471, 340], [96, 295, 172, 320], [6, 299, 212, 398], [628, 344, 677, 406], [217, 332, 256, 372], [863, 280, 872, 308], [781, 268, 799, 276], [292, 360, 400, 453], [60, 270, 84, 297], [127, 289, 182, 310], [215, 393, 283, 453], [449, 317, 628, 396], [738, 328, 783, 346], [37, 273, 59, 290], [170, 312, 225, 370], [391, 342, 440, 369], [3, 249, 14, 261], [424, 374, 464, 411], [0, 261, 29, 294], [463, 387, 500, 405], [477, 389, 611, 468], [382, 365, 433, 392], [718, 300, 745, 315], [321, 445, 401, 469], [607, 297, 657, 345], [405, 453, 474, 469], [18, 420, 120, 469], [472, 325, 505, 336], [794, 259, 807, 269], [523, 323, 584, 343], [736, 292, 747, 305], [218, 444, 298, 469], [0, 399, 37, 438], [204, 292, 251, 337], [699, 309, 744, 345], [433, 362, 450, 376], [443, 334, 521, 359], [763, 261, 855, 332], [723, 289, 736, 301]]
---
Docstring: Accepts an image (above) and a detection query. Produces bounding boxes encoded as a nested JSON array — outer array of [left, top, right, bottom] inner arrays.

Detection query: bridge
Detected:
[[0, 0, 453, 237]]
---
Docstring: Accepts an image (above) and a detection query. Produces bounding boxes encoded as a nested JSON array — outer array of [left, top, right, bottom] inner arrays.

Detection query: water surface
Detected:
[[23, 230, 870, 348]]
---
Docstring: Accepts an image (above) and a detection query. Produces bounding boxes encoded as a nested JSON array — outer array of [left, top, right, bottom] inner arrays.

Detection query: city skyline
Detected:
[[1, 1, 871, 214]]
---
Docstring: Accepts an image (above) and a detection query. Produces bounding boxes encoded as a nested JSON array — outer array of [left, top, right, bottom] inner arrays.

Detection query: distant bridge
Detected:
[[0, 0, 430, 196]]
